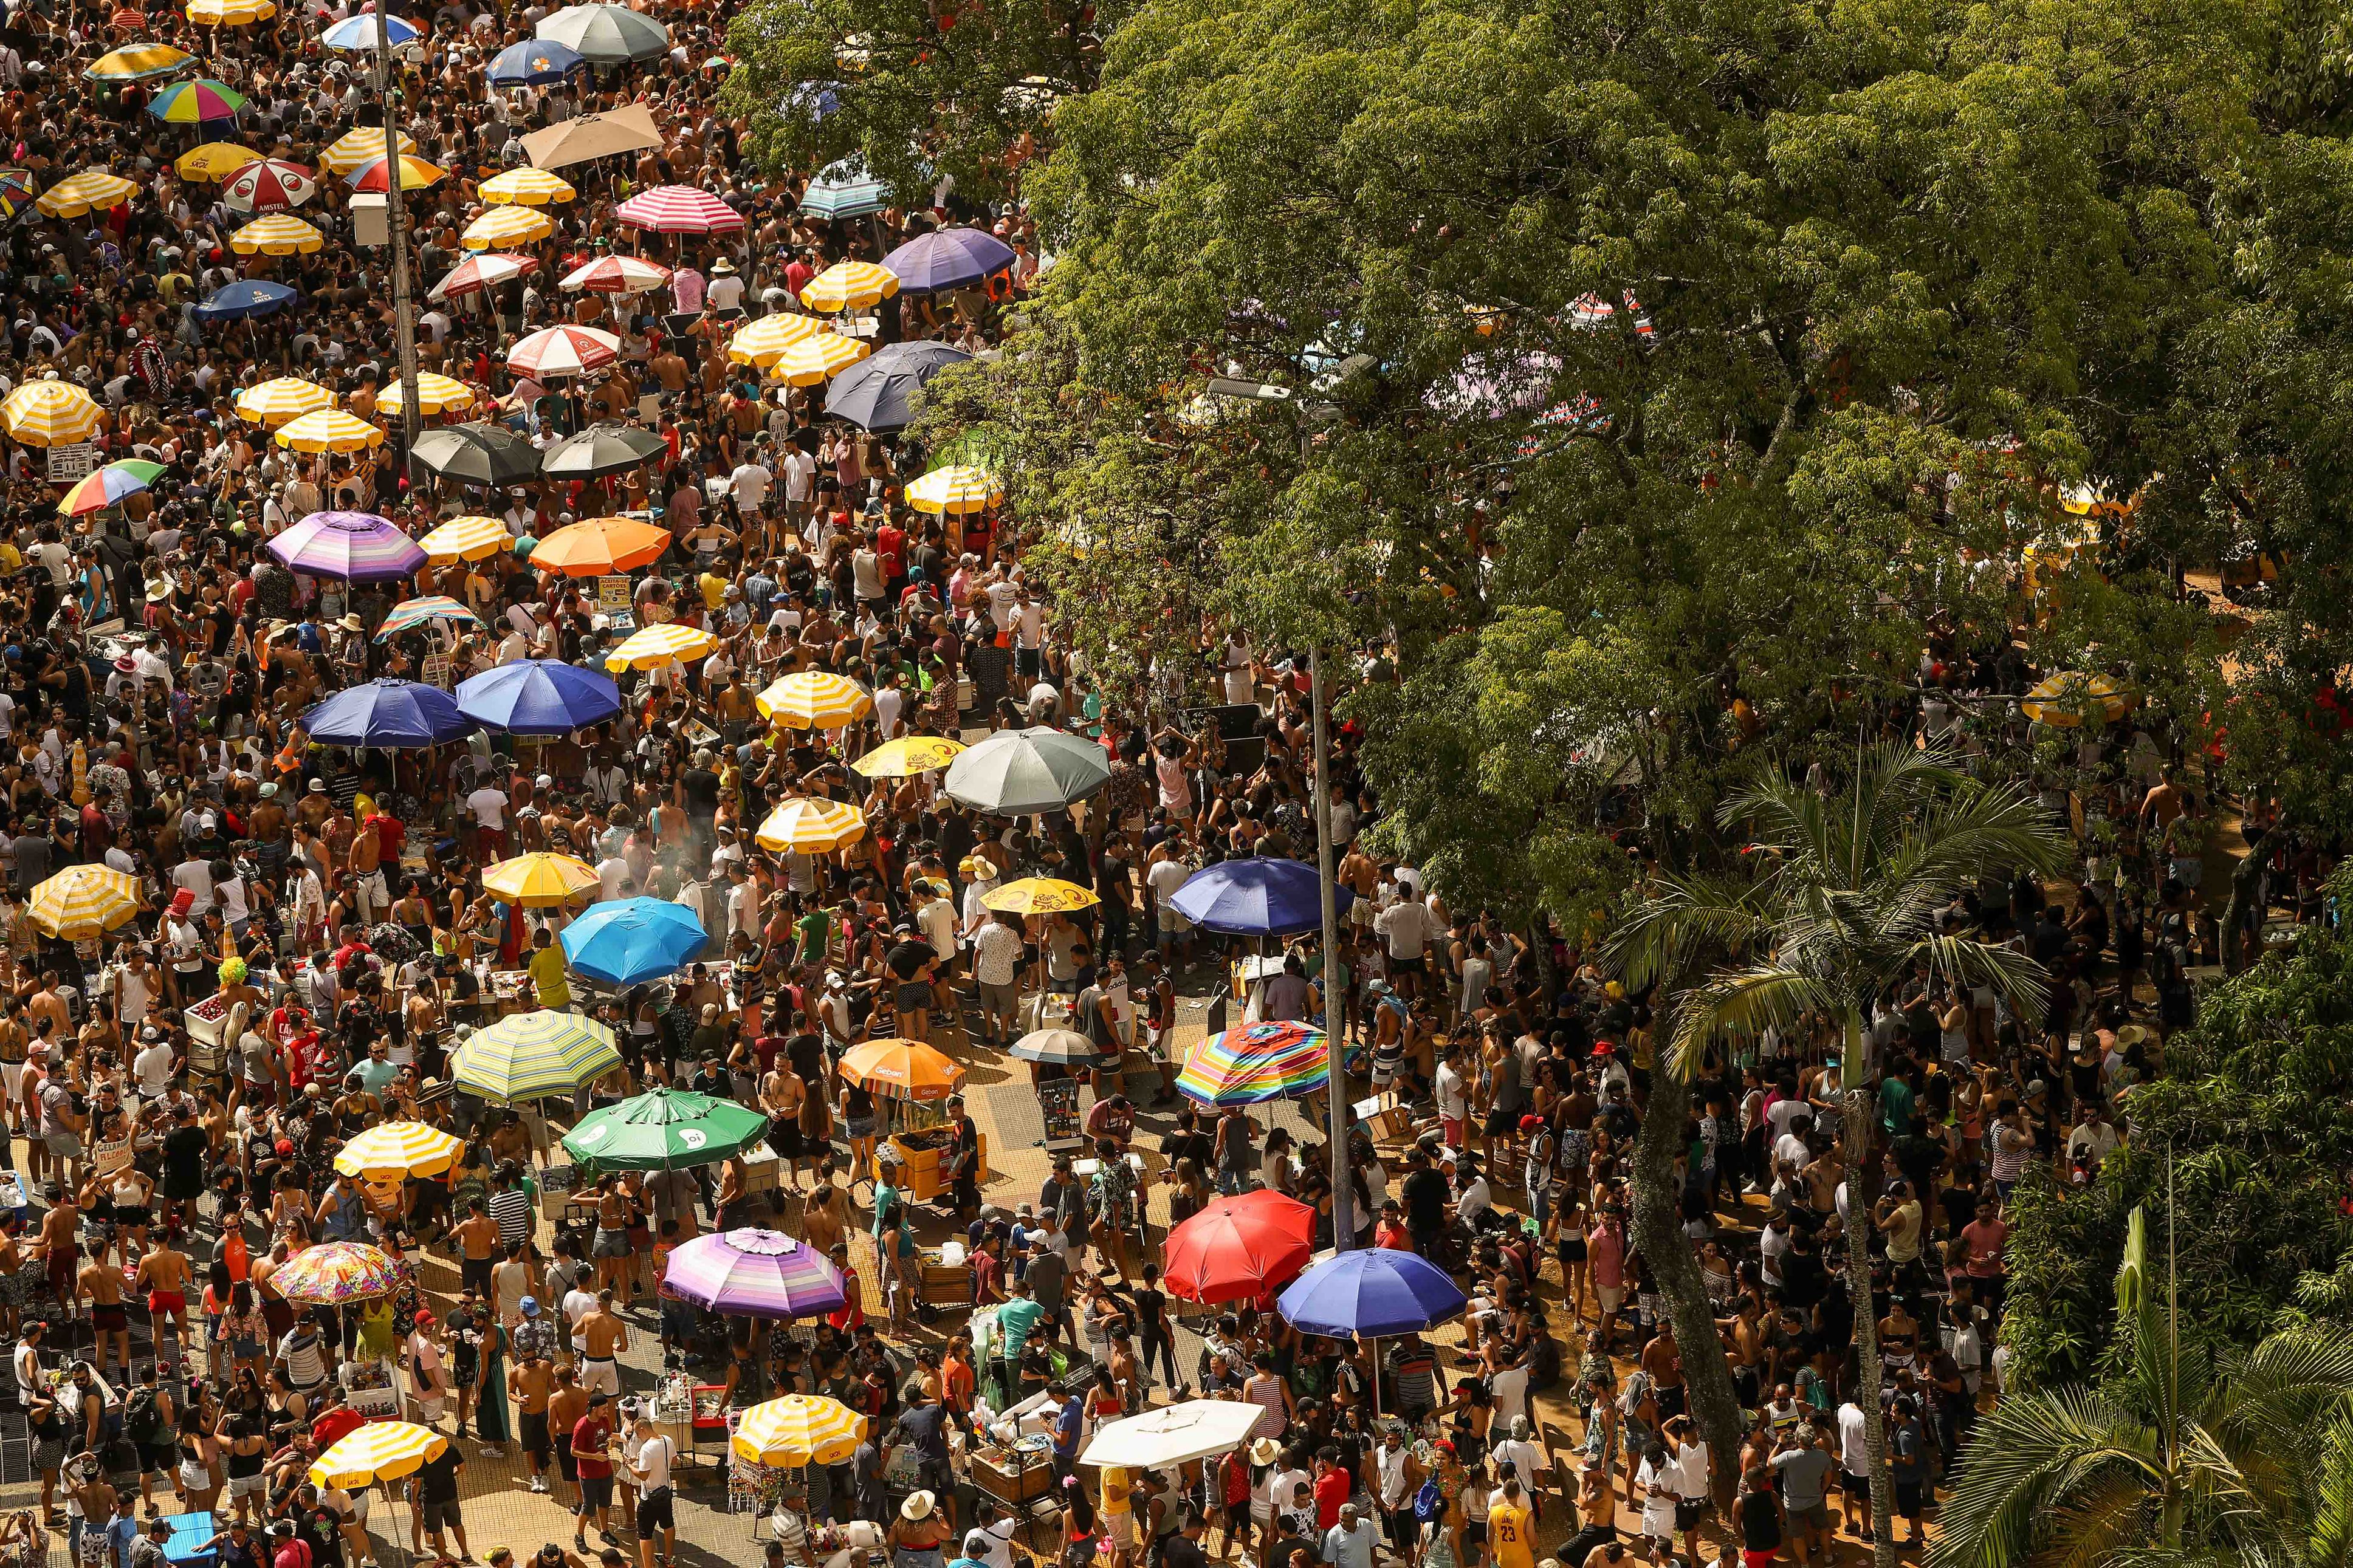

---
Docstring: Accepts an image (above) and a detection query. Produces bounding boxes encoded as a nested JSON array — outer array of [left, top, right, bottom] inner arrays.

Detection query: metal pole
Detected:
[[371, 6, 423, 468], [1310, 646, 1350, 1251]]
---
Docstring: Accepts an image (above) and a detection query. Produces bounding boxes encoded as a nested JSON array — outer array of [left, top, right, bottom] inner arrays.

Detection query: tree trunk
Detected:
[[1841, 1015, 1898, 1568], [2217, 820, 2267, 974], [1627, 1064, 1745, 1515]]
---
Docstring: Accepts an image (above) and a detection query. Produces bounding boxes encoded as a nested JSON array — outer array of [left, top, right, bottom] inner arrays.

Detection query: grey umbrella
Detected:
[[943, 728, 1113, 816], [534, 3, 670, 63], [409, 422, 538, 487], [541, 423, 668, 481], [822, 340, 971, 431]]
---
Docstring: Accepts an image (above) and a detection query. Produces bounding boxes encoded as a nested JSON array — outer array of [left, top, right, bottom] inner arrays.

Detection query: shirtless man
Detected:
[[576, 1289, 629, 1401], [37, 1187, 81, 1315], [544, 1366, 589, 1512], [761, 1061, 805, 1193], [454, 1200, 501, 1302], [509, 1347, 558, 1495], [134, 1230, 193, 1351], [78, 1241, 132, 1375]]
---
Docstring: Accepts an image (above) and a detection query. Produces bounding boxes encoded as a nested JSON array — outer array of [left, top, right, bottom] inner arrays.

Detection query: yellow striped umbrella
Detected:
[[34, 169, 137, 219], [416, 515, 512, 564], [235, 377, 333, 426], [230, 214, 324, 255], [727, 312, 826, 368], [452, 1012, 623, 1105], [462, 207, 553, 251], [87, 42, 195, 81], [372, 373, 475, 417], [275, 409, 386, 454], [321, 127, 417, 177], [851, 735, 967, 778], [332, 1120, 464, 1180], [309, 1422, 447, 1489], [983, 877, 1101, 915], [186, 0, 275, 22], [799, 260, 899, 313], [27, 866, 143, 939], [757, 671, 873, 728], [754, 798, 868, 854], [603, 623, 718, 672], [1, 381, 103, 448], [482, 852, 601, 907], [2021, 672, 2132, 728], [905, 465, 1002, 516], [731, 1395, 865, 1468], [175, 141, 261, 181], [770, 331, 871, 388], [480, 168, 575, 205]]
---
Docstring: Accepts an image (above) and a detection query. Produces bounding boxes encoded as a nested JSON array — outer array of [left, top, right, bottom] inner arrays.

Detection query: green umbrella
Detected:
[[561, 1088, 769, 1170]]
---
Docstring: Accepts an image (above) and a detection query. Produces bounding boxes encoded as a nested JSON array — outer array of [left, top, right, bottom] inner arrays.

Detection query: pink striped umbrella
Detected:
[[560, 255, 672, 295], [428, 253, 537, 303], [507, 325, 620, 379], [662, 1229, 848, 1318], [614, 185, 745, 234]]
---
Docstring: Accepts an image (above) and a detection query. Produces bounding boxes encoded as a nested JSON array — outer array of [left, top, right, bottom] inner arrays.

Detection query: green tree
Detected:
[[1607, 744, 2066, 1566]]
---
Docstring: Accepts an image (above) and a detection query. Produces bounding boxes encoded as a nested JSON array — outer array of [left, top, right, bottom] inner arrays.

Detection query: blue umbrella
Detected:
[[880, 226, 1015, 293], [823, 340, 970, 431], [560, 897, 710, 987], [321, 11, 422, 49], [799, 159, 888, 221], [455, 659, 622, 735], [302, 679, 478, 748], [1276, 1248, 1468, 1339], [787, 81, 842, 120], [1170, 857, 1357, 936], [486, 38, 585, 84], [193, 280, 300, 322]]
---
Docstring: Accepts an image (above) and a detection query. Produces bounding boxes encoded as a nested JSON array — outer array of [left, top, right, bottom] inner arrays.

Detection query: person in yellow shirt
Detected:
[[1487, 1475, 1536, 1568], [526, 926, 571, 1010]]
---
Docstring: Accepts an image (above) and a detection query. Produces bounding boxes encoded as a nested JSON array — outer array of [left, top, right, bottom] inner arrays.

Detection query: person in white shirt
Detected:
[[467, 784, 510, 856], [627, 1411, 679, 1563]]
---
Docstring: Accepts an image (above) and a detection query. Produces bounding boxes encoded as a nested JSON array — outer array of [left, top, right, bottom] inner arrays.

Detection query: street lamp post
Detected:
[[1310, 645, 1351, 1251], [369, 4, 422, 465]]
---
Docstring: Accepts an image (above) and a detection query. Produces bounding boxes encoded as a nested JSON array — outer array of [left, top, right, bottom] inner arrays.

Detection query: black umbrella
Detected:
[[823, 340, 972, 431], [408, 422, 538, 487], [540, 423, 668, 481]]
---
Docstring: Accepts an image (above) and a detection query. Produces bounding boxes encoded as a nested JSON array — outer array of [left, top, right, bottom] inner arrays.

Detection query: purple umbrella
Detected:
[[266, 511, 429, 583], [880, 226, 1016, 293], [661, 1228, 848, 1318]]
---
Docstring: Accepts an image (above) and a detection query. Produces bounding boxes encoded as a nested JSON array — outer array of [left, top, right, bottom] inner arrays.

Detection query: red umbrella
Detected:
[[1163, 1190, 1316, 1304], [427, 253, 537, 304], [614, 184, 745, 234]]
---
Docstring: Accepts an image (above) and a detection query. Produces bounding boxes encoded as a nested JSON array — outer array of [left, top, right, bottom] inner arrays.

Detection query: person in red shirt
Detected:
[[571, 1393, 619, 1550], [1373, 1200, 1412, 1251], [310, 1388, 365, 1456], [1313, 1450, 1351, 1532]]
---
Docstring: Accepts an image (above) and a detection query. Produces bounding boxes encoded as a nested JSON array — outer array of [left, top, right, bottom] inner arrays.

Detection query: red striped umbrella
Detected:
[[507, 324, 620, 379], [221, 158, 317, 214], [613, 185, 745, 234], [560, 255, 672, 295], [427, 253, 537, 303]]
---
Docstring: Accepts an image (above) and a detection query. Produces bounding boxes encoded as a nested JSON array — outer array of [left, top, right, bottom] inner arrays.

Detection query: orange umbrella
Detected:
[[837, 1038, 964, 1101], [529, 516, 672, 577]]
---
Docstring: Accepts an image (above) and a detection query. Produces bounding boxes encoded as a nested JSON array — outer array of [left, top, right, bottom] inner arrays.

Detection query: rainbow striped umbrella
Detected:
[[1178, 1020, 1331, 1106], [274, 1242, 399, 1306], [373, 595, 481, 639], [663, 1230, 848, 1319], [60, 459, 162, 516], [148, 78, 245, 122], [452, 1010, 623, 1103]]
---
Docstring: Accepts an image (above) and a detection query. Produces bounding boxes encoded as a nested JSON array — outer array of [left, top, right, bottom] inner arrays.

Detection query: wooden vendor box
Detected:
[[880, 1129, 989, 1203], [970, 1436, 1057, 1505]]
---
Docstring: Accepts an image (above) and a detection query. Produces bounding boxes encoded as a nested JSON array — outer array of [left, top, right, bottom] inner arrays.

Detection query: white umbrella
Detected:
[[1077, 1400, 1268, 1470], [534, 3, 668, 63]]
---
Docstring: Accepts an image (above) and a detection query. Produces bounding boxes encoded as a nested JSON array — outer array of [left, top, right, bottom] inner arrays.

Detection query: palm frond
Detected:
[[1599, 871, 1774, 993], [2301, 1412, 2353, 1568], [1875, 776, 2072, 904], [1662, 962, 1838, 1081], [2219, 1327, 2353, 1433], [1889, 933, 2052, 1036], [1932, 1386, 2163, 1568]]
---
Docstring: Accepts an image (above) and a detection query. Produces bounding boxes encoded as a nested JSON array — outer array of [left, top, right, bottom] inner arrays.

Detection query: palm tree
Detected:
[[1935, 1203, 2353, 1568], [1607, 742, 2067, 1568]]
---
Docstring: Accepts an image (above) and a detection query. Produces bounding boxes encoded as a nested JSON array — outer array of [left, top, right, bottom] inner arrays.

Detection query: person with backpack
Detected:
[[120, 1365, 174, 1518]]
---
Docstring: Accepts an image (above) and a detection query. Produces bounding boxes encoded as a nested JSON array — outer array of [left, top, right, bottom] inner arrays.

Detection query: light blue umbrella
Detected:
[[455, 659, 622, 735], [560, 897, 710, 987], [486, 37, 585, 84], [321, 11, 422, 49], [799, 160, 888, 221]]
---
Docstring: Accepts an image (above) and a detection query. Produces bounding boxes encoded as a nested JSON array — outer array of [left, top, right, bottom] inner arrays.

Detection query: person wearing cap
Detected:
[[405, 1310, 449, 1429], [570, 1389, 620, 1550]]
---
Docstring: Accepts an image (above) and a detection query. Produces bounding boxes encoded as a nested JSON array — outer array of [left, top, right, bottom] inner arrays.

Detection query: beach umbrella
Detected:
[[1170, 857, 1356, 937], [320, 10, 421, 48], [665, 1233, 848, 1320], [455, 660, 623, 735], [558, 900, 710, 987], [983, 878, 1100, 917], [451, 1010, 623, 1104], [752, 798, 867, 854], [905, 465, 1000, 516], [34, 169, 137, 218], [614, 185, 744, 233], [837, 1037, 964, 1101], [1008, 1029, 1097, 1067], [86, 41, 193, 80], [486, 36, 585, 84], [823, 340, 970, 431], [222, 159, 317, 214], [408, 423, 537, 486], [373, 374, 476, 419], [560, 255, 668, 295], [373, 595, 481, 639], [414, 516, 511, 565], [727, 312, 825, 366], [273, 1242, 400, 1306], [265, 510, 425, 580], [755, 671, 871, 727], [603, 623, 717, 673], [309, 1422, 446, 1490], [61, 460, 164, 517], [770, 330, 871, 388], [541, 423, 666, 481], [507, 324, 619, 378], [334, 1120, 465, 1179], [535, 3, 669, 62], [320, 126, 417, 177], [193, 280, 300, 322], [2022, 671, 2132, 727], [27, 866, 143, 939], [274, 409, 386, 454], [0, 381, 103, 447], [185, 0, 275, 22], [798, 160, 889, 221], [1163, 1191, 1316, 1304], [530, 516, 670, 575], [427, 253, 537, 303], [174, 140, 260, 180], [850, 735, 964, 778], [1178, 1021, 1331, 1106], [235, 377, 333, 426], [1080, 1402, 1268, 1470], [463, 207, 557, 253], [881, 226, 1015, 293], [482, 855, 602, 908], [347, 154, 447, 193], [560, 1087, 766, 1168], [230, 214, 325, 256], [517, 104, 661, 168], [148, 78, 245, 122], [1277, 1248, 1469, 1338], [731, 1396, 864, 1467], [481, 168, 575, 205], [302, 678, 475, 747], [799, 259, 898, 313], [943, 727, 1111, 815]]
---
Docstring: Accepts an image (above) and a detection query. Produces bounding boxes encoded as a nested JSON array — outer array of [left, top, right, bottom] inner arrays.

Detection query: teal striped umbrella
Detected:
[[451, 1010, 622, 1104]]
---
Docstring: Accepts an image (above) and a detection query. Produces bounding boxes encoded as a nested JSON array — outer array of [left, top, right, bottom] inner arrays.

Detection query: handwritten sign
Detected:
[[45, 443, 96, 484], [598, 575, 633, 611]]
